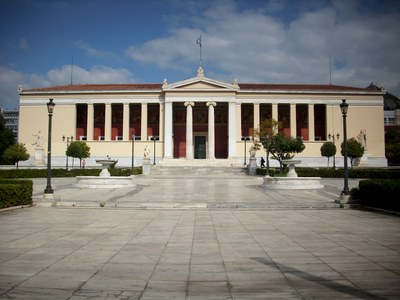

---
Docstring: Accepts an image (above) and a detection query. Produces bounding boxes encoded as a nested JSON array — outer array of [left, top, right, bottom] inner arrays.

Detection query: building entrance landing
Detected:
[[194, 136, 206, 159]]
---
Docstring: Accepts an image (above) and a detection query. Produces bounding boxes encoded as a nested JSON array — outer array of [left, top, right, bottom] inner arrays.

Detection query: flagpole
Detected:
[[197, 35, 202, 68], [200, 42, 202, 67]]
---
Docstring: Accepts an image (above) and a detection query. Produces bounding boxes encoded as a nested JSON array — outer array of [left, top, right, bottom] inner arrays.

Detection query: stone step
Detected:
[[149, 165, 247, 177]]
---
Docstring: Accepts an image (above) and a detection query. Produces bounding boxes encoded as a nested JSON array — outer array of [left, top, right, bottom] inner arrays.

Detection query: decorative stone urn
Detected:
[[281, 159, 302, 177], [95, 159, 116, 177]]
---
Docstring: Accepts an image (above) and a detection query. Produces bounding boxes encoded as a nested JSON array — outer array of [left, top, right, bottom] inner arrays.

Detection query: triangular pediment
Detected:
[[163, 73, 239, 92]]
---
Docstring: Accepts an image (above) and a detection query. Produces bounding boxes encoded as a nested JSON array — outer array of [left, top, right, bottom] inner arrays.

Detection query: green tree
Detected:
[[341, 137, 364, 168], [385, 129, 400, 165], [255, 118, 305, 172], [0, 115, 16, 164], [269, 133, 305, 171], [320, 142, 337, 168], [3, 143, 30, 169], [66, 141, 90, 169], [254, 118, 280, 173]]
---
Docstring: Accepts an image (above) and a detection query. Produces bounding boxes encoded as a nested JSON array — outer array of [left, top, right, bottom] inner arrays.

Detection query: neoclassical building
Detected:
[[18, 68, 387, 167]]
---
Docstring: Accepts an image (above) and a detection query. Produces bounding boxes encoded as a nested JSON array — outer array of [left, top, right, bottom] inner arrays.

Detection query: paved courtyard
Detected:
[[1, 168, 399, 299]]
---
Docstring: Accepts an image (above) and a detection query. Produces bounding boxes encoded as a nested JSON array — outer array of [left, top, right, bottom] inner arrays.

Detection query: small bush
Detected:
[[109, 168, 141, 176], [256, 168, 276, 176], [0, 180, 33, 209]]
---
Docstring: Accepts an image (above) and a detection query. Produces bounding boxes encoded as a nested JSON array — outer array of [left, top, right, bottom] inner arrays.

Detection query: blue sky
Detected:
[[1, 0, 399, 109]]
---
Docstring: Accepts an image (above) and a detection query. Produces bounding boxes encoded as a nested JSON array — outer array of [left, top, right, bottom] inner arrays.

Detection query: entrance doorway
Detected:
[[194, 136, 206, 159]]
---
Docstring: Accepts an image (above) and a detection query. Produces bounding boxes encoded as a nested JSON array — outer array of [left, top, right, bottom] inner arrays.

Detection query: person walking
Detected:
[[260, 157, 265, 168]]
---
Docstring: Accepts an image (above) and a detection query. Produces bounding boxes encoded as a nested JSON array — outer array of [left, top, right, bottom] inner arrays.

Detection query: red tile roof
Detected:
[[237, 83, 371, 92], [23, 83, 381, 94], [25, 84, 163, 92]]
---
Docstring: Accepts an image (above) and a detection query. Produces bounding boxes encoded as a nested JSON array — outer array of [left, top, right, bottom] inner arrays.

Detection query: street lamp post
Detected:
[[340, 99, 350, 196], [151, 136, 159, 165], [131, 130, 135, 169], [62, 135, 73, 171], [328, 132, 340, 168], [241, 136, 250, 165], [265, 133, 270, 174], [44, 99, 55, 196]]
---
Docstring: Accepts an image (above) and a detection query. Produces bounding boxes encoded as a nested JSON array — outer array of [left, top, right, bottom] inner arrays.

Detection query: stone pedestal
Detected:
[[99, 167, 111, 177], [31, 147, 45, 166], [247, 157, 257, 175], [282, 159, 301, 177], [359, 153, 369, 166], [142, 158, 151, 175]]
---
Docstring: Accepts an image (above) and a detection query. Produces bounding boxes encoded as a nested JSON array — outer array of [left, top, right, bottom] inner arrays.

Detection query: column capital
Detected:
[[206, 101, 217, 107], [184, 101, 195, 107]]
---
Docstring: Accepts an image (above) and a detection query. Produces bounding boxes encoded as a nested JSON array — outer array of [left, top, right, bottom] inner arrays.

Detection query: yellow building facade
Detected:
[[18, 68, 387, 167]]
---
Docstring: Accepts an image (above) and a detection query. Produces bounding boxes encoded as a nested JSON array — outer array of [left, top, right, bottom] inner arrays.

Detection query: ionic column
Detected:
[[272, 104, 278, 134], [159, 103, 164, 142], [185, 101, 195, 159], [164, 102, 173, 159], [105, 103, 111, 141], [308, 104, 315, 141], [123, 103, 130, 141], [141, 103, 147, 141], [236, 103, 241, 140], [290, 104, 297, 137], [253, 103, 260, 131], [87, 103, 94, 141], [206, 101, 216, 159]]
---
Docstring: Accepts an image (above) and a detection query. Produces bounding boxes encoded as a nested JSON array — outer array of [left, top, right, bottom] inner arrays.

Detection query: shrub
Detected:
[[255, 167, 400, 179], [0, 180, 33, 209], [341, 138, 365, 168], [2, 143, 30, 169], [353, 179, 400, 211], [320, 142, 337, 168], [0, 167, 142, 179]]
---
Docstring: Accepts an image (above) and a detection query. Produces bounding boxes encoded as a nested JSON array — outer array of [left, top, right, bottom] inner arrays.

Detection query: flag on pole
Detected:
[[196, 35, 203, 68]]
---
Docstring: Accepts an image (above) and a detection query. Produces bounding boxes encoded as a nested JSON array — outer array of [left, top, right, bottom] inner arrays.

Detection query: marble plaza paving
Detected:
[[31, 166, 361, 209], [0, 167, 399, 299]]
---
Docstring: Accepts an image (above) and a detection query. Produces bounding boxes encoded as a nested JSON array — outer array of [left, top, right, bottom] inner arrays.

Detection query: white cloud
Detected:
[[46, 65, 134, 85], [0, 65, 135, 109], [126, 1, 400, 96]]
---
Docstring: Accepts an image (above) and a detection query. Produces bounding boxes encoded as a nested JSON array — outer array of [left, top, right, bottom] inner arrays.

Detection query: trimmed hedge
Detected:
[[352, 179, 400, 212], [0, 167, 142, 179], [256, 167, 400, 179], [0, 180, 33, 209]]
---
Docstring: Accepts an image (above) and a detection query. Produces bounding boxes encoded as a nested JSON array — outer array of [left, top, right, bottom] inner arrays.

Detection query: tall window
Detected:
[[93, 104, 105, 140], [296, 104, 308, 140], [241, 104, 253, 136], [111, 104, 123, 140], [76, 104, 87, 140], [314, 104, 326, 141], [147, 104, 160, 138], [129, 104, 141, 140], [260, 104, 272, 123], [278, 104, 290, 136]]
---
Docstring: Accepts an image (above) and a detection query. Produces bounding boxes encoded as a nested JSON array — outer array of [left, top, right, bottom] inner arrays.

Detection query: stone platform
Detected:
[[262, 176, 324, 190], [32, 167, 355, 209], [75, 175, 136, 188]]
